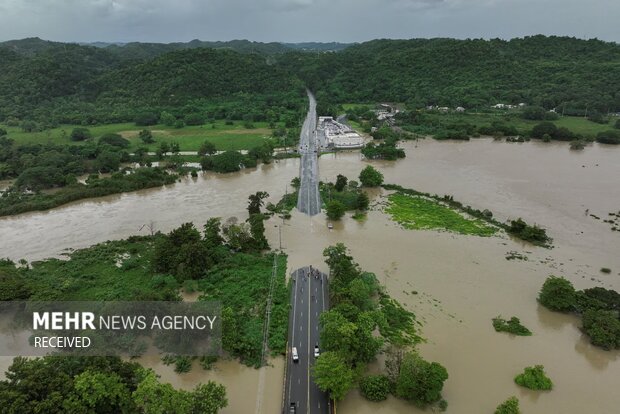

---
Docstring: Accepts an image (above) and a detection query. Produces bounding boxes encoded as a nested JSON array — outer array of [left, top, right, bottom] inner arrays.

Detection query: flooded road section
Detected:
[[1, 138, 619, 413]]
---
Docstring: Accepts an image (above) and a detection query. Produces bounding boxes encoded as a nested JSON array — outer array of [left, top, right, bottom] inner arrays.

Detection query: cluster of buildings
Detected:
[[426, 105, 466, 112], [491, 103, 527, 109], [375, 103, 400, 121], [425, 103, 530, 112], [317, 116, 365, 149]]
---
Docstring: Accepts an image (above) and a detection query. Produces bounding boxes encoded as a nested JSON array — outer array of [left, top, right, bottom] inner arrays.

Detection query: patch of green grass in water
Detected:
[[385, 192, 498, 236]]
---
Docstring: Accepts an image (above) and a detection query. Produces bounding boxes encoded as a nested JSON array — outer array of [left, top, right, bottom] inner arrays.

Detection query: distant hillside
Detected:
[[0, 43, 121, 120], [1, 35, 618, 124], [101, 39, 293, 61], [283, 42, 351, 52], [83, 39, 351, 60], [0, 37, 66, 56], [295, 36, 620, 114], [1, 38, 352, 61], [0, 44, 305, 124], [94, 48, 304, 104]]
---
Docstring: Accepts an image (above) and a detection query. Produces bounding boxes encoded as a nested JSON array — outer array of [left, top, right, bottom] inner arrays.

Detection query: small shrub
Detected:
[[161, 354, 176, 365], [495, 396, 520, 414], [569, 140, 585, 150], [514, 365, 553, 390], [99, 133, 130, 148], [326, 200, 346, 221], [185, 113, 205, 126], [200, 355, 218, 370], [596, 130, 620, 145], [507, 218, 550, 246], [532, 122, 557, 138], [174, 356, 193, 373], [139, 129, 154, 144], [359, 165, 384, 187], [600, 268, 611, 274], [359, 375, 390, 402], [120, 257, 140, 270], [70, 127, 92, 141], [492, 316, 532, 336], [134, 112, 159, 126]]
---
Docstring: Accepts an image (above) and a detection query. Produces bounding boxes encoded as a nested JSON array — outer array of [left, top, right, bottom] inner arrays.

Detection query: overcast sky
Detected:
[[0, 0, 617, 44]]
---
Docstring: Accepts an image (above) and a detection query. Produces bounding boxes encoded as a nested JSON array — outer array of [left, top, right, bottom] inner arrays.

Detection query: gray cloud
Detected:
[[0, 0, 617, 43]]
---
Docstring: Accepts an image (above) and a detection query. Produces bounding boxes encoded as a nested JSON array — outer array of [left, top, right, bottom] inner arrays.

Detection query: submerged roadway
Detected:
[[296, 91, 322, 216], [284, 92, 330, 413]]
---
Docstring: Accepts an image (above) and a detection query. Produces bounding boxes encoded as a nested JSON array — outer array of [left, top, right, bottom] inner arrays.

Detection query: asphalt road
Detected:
[[284, 267, 329, 414], [296, 91, 322, 216]]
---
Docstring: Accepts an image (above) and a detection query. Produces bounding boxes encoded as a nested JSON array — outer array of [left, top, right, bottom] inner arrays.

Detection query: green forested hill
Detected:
[[290, 36, 620, 114], [0, 43, 122, 121], [0, 37, 66, 56], [0, 44, 305, 124], [94, 48, 303, 104], [101, 39, 294, 61], [0, 35, 619, 125], [86, 39, 350, 61]]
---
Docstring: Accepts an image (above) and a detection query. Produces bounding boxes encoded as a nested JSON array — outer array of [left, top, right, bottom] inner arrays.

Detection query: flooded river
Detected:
[[1, 138, 619, 413]]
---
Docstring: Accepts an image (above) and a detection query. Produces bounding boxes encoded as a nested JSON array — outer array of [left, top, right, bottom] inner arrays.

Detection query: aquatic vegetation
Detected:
[[539, 277, 620, 350], [582, 309, 620, 350], [538, 276, 576, 312], [507, 218, 551, 247], [495, 396, 520, 414], [359, 374, 391, 402], [385, 192, 498, 237], [492, 316, 532, 336], [383, 184, 553, 247], [505, 251, 528, 261], [514, 365, 553, 390], [0, 168, 178, 217]]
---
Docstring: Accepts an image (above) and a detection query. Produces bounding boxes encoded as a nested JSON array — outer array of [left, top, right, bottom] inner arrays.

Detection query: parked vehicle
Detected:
[[314, 344, 320, 358]]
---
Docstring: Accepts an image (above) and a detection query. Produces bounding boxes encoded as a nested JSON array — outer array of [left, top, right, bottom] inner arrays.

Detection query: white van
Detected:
[[292, 347, 299, 362]]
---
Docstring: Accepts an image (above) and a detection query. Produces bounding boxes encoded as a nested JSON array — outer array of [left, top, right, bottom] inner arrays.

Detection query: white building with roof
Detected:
[[318, 116, 365, 149]]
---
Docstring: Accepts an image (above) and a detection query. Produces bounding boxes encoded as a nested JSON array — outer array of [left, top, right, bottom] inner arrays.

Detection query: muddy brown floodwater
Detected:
[[1, 138, 619, 413]]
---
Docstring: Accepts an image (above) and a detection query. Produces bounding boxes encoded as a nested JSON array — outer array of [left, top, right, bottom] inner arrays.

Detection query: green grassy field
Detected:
[[1, 120, 279, 151], [341, 103, 375, 111], [385, 192, 498, 237]]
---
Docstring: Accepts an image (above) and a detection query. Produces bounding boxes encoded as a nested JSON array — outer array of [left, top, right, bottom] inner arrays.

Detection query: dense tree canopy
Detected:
[[538, 276, 576, 312], [0, 356, 228, 414], [2, 36, 619, 126], [285, 36, 620, 115], [359, 165, 384, 187], [394, 351, 449, 406]]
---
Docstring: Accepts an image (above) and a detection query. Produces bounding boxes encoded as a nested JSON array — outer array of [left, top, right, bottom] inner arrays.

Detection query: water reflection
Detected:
[[574, 334, 619, 370], [536, 303, 574, 331]]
